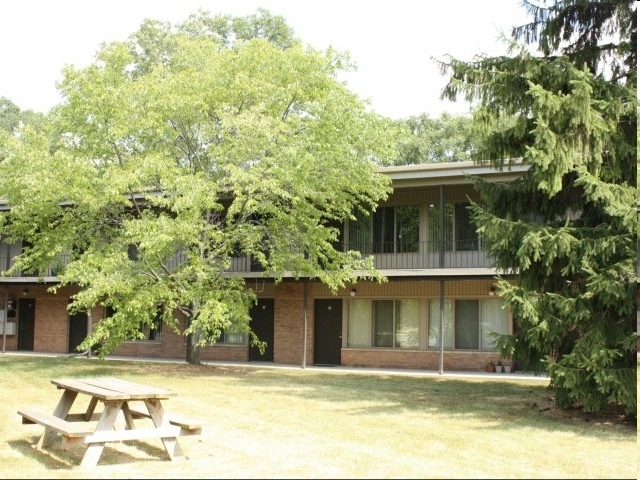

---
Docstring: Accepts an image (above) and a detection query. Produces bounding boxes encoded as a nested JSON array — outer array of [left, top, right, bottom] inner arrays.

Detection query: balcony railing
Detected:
[[0, 240, 495, 279]]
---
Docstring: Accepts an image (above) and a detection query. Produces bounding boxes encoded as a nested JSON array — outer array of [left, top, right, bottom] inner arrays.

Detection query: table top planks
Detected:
[[51, 377, 176, 400]]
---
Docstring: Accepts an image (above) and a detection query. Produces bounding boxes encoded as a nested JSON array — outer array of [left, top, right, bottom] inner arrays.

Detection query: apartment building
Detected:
[[0, 161, 529, 371]]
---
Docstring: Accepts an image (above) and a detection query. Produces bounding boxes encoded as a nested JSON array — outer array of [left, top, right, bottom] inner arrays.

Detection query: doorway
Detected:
[[17, 298, 35, 351], [68, 310, 88, 353], [314, 299, 342, 366], [250, 299, 274, 361]]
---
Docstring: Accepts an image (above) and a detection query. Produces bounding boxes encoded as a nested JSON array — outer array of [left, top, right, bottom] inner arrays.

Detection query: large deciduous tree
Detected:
[[394, 112, 479, 165], [439, 0, 636, 417], [0, 10, 395, 364]]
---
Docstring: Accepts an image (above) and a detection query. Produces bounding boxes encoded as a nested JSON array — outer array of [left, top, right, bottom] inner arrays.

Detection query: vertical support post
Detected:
[[438, 278, 445, 375], [302, 279, 308, 369], [86, 308, 93, 358], [2, 285, 7, 353], [438, 185, 445, 374], [439, 185, 445, 269]]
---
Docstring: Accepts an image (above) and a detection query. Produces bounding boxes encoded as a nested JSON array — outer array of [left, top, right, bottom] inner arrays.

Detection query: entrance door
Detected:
[[17, 298, 35, 351], [314, 299, 342, 366], [68, 311, 88, 353], [250, 299, 274, 361]]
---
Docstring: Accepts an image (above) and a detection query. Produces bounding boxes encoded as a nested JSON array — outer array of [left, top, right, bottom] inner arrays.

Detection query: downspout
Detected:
[[2, 285, 7, 353], [86, 309, 92, 358], [438, 278, 444, 375], [301, 279, 308, 369], [438, 185, 445, 375], [2, 241, 10, 354]]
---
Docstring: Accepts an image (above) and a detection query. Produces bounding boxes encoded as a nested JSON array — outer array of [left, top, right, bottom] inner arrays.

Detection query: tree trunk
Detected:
[[185, 306, 202, 365]]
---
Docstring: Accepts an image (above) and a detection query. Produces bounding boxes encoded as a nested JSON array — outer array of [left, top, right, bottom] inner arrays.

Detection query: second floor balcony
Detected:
[[0, 239, 496, 281]]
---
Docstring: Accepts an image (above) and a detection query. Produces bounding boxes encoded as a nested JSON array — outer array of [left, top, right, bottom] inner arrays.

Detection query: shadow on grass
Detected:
[[9, 435, 171, 470]]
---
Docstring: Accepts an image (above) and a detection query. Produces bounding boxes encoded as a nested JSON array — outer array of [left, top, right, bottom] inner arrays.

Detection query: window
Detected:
[[428, 298, 506, 350], [105, 305, 162, 341], [347, 299, 419, 349], [216, 327, 247, 345], [140, 313, 162, 341], [349, 206, 419, 254], [428, 203, 478, 252]]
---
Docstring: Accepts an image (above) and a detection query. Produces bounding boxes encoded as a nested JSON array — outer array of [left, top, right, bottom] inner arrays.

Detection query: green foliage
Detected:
[[440, 0, 636, 417], [0, 10, 394, 364], [393, 112, 479, 165]]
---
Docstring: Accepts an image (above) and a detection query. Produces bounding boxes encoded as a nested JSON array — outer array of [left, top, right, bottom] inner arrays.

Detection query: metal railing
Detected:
[[0, 239, 494, 279]]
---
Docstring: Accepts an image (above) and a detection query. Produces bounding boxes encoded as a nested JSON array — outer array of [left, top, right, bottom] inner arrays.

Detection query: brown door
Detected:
[[17, 298, 35, 351], [314, 299, 342, 366], [250, 299, 274, 361]]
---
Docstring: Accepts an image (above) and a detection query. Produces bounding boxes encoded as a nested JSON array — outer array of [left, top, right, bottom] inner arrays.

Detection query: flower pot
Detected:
[[495, 365, 503, 373], [503, 365, 512, 373], [486, 365, 495, 372]]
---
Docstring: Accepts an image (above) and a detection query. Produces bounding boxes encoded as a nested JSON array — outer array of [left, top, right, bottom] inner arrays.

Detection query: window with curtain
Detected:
[[428, 204, 453, 252], [217, 328, 247, 345], [347, 299, 419, 349], [455, 203, 479, 251], [428, 299, 506, 350], [349, 206, 419, 254], [348, 299, 371, 347], [429, 203, 479, 252]]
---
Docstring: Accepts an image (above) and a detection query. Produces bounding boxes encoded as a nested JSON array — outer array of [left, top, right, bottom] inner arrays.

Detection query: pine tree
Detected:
[[439, 0, 636, 417]]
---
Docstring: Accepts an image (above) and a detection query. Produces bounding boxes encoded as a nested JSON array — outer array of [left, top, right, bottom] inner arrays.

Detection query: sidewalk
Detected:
[[1, 350, 550, 381]]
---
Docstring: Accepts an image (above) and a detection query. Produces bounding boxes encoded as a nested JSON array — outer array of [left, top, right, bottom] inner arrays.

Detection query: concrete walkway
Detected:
[[1, 350, 550, 381]]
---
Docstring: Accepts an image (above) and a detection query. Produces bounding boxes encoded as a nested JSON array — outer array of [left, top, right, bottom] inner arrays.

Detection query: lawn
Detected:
[[0, 355, 636, 479]]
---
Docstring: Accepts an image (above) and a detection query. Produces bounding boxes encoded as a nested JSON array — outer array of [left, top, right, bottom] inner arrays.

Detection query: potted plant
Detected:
[[495, 360, 503, 373], [503, 363, 512, 373], [485, 360, 495, 373]]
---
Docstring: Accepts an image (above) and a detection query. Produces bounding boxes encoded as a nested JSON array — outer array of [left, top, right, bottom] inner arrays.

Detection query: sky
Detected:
[[1, 0, 531, 119]]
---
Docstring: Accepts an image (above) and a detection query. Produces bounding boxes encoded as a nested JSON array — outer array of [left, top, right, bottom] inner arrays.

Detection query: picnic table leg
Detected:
[[84, 396, 99, 421], [80, 400, 123, 468], [144, 399, 184, 460], [37, 389, 78, 449], [120, 402, 136, 430]]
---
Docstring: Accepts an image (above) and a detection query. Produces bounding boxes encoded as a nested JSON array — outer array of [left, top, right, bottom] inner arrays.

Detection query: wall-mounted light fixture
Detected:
[[350, 288, 356, 297], [488, 286, 496, 296], [22, 288, 29, 296]]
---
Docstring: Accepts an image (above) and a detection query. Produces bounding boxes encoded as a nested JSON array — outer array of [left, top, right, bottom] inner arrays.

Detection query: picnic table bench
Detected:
[[17, 377, 203, 468]]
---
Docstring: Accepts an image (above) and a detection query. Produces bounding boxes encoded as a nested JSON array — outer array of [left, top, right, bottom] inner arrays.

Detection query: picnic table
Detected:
[[18, 377, 202, 468]]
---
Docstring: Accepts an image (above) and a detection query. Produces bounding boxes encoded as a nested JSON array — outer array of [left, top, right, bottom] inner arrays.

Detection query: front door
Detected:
[[250, 299, 274, 361], [17, 298, 35, 351], [68, 310, 88, 353], [314, 299, 342, 366]]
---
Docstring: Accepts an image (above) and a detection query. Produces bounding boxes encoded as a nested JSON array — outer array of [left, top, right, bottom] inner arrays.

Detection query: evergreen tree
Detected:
[[439, 0, 636, 417]]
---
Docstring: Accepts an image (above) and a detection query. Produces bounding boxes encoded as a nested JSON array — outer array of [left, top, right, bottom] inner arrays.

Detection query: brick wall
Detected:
[[341, 349, 512, 372]]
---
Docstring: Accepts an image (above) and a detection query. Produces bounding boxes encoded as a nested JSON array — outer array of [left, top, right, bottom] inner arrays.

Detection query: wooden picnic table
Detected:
[[18, 377, 202, 468]]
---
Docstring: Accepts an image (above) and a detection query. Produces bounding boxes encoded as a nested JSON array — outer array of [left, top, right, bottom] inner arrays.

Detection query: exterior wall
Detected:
[[340, 349, 510, 372], [1, 277, 512, 371], [273, 282, 314, 365]]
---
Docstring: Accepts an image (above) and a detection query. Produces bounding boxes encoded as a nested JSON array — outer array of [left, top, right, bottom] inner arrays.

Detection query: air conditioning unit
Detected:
[[0, 322, 15, 335]]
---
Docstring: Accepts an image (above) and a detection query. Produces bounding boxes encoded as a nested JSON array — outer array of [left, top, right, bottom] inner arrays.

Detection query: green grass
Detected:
[[0, 355, 636, 479]]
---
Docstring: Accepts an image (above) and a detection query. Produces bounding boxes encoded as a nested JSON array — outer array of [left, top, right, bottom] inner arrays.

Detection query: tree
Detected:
[[0, 10, 395, 364], [0, 97, 46, 134], [393, 112, 479, 165], [439, 0, 636, 417]]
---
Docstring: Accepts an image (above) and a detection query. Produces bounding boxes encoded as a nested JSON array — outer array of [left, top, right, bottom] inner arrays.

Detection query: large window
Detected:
[[347, 299, 419, 349], [428, 298, 506, 350], [349, 206, 419, 254], [428, 202, 478, 252]]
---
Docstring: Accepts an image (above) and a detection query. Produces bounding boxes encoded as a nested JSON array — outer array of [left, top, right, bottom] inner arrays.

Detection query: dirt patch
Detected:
[[531, 396, 635, 428]]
